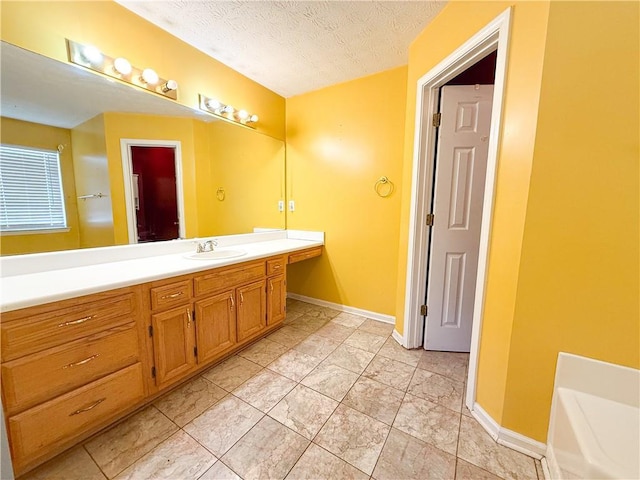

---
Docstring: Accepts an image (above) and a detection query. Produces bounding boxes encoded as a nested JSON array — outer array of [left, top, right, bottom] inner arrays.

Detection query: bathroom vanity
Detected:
[[0, 231, 323, 475]]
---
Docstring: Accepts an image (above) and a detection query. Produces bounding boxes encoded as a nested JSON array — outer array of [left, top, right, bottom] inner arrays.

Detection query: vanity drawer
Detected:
[[7, 362, 145, 466], [150, 279, 192, 311], [266, 256, 287, 276], [2, 325, 139, 414], [194, 261, 265, 297], [288, 246, 323, 264], [1, 292, 137, 362]]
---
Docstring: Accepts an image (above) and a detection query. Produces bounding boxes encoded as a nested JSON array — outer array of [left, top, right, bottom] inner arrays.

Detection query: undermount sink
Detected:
[[183, 249, 247, 260]]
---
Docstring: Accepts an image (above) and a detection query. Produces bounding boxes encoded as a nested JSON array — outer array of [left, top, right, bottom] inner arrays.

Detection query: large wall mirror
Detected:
[[0, 41, 286, 256]]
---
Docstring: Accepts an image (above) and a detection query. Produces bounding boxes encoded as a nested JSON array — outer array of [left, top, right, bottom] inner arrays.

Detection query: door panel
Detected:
[[151, 306, 195, 388], [267, 274, 286, 326], [424, 85, 494, 352], [194, 291, 236, 365], [236, 280, 266, 342]]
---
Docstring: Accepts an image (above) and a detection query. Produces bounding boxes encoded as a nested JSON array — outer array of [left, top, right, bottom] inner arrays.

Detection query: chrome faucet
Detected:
[[196, 239, 218, 253]]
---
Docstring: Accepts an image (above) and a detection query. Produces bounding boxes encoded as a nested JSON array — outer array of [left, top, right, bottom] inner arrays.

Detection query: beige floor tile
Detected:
[[457, 416, 537, 480], [344, 330, 387, 353], [315, 322, 357, 342], [199, 461, 242, 480], [407, 368, 464, 412], [233, 369, 297, 412], [392, 394, 460, 455], [300, 362, 360, 401], [342, 377, 404, 425], [154, 376, 226, 427], [84, 406, 178, 478], [418, 350, 468, 383], [357, 319, 394, 337], [363, 355, 416, 391], [22, 446, 105, 480], [222, 416, 309, 480], [323, 344, 374, 374], [183, 395, 263, 458], [286, 299, 315, 314], [455, 458, 502, 480], [293, 333, 340, 359], [331, 312, 366, 328], [286, 443, 368, 480], [269, 384, 339, 439], [267, 349, 322, 381], [288, 314, 330, 333], [202, 355, 263, 391], [267, 325, 311, 347], [113, 431, 215, 480], [238, 338, 290, 366], [372, 428, 456, 480], [283, 310, 306, 324], [376, 337, 423, 367], [314, 404, 390, 475], [302, 306, 341, 321]]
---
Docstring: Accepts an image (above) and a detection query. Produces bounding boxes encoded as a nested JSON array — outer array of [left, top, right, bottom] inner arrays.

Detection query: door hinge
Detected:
[[432, 112, 441, 127], [148, 325, 153, 337], [194, 347, 198, 357], [426, 213, 434, 226], [151, 366, 156, 378], [420, 305, 428, 316]]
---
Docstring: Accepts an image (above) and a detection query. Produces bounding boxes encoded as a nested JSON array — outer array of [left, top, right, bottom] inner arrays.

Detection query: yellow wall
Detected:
[[395, 1, 551, 425], [207, 121, 285, 235], [286, 67, 407, 316], [502, 1, 640, 442], [0, 117, 81, 254], [0, 1, 285, 140], [71, 114, 115, 248]]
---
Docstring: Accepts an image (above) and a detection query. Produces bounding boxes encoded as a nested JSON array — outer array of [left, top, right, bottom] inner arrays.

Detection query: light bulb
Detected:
[[161, 80, 178, 92], [141, 68, 159, 85], [205, 99, 222, 111], [238, 110, 249, 120], [223, 105, 235, 114], [80, 45, 103, 66], [113, 57, 132, 75], [249, 114, 259, 123]]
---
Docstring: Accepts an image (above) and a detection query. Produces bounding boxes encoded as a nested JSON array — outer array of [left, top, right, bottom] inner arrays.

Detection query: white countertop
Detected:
[[0, 230, 323, 313]]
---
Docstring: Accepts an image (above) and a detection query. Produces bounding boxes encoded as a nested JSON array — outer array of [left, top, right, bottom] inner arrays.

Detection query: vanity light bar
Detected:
[[198, 94, 259, 128], [66, 39, 179, 100]]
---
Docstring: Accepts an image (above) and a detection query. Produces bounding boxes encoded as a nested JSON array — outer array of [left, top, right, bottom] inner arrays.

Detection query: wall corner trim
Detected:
[[286, 293, 395, 325], [471, 402, 547, 460], [392, 329, 406, 346]]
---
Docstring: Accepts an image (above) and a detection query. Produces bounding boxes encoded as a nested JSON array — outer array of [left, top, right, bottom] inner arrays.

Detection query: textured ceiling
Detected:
[[115, 1, 446, 98]]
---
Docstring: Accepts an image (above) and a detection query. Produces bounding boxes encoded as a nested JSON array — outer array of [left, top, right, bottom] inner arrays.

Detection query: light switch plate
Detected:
[[278, 200, 284, 212], [289, 200, 295, 212]]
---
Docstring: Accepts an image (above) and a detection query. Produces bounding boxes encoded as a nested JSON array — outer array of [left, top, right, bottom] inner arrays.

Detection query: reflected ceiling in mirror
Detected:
[[0, 42, 286, 256]]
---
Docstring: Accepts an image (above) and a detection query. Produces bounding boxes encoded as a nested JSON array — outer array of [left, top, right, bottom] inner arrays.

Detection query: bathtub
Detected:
[[546, 353, 639, 479]]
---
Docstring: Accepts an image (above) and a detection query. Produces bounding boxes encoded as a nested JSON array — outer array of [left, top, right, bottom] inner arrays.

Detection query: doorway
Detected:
[[120, 139, 186, 244], [401, 9, 511, 411]]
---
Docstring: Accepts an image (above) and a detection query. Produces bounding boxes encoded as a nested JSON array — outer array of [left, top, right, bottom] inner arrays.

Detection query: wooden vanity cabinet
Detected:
[[266, 255, 287, 326], [236, 280, 267, 341], [193, 290, 236, 365]]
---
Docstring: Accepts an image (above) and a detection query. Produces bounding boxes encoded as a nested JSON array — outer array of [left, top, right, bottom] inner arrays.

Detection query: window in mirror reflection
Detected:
[[0, 144, 68, 233]]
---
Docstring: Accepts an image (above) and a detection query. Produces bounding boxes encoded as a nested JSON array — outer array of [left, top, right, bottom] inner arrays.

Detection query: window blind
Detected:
[[0, 144, 68, 232]]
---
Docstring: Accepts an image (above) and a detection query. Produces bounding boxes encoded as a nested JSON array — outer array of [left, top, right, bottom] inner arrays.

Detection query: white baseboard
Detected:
[[541, 450, 555, 480], [392, 329, 405, 346], [286, 293, 395, 325], [471, 403, 546, 460]]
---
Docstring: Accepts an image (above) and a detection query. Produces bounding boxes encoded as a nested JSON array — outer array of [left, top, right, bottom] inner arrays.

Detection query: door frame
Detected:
[[401, 8, 511, 411], [120, 139, 186, 244]]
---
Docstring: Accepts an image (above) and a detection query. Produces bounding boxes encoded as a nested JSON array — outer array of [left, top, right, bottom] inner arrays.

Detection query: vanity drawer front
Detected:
[[194, 261, 265, 296], [266, 256, 287, 276], [150, 280, 192, 311], [8, 362, 145, 465], [288, 246, 323, 264], [2, 325, 139, 414], [1, 293, 137, 362]]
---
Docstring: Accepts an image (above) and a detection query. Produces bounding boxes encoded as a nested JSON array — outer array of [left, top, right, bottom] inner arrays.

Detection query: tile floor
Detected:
[[22, 300, 542, 480]]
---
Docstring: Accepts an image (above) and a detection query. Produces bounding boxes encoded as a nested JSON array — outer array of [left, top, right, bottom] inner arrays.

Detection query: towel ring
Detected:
[[216, 187, 225, 201], [374, 176, 394, 198]]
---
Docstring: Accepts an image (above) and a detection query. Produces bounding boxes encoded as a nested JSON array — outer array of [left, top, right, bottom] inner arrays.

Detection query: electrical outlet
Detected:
[[289, 200, 295, 212], [278, 200, 284, 212]]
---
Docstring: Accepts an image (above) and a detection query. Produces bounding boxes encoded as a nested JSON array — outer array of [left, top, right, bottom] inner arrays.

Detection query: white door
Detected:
[[424, 85, 494, 352]]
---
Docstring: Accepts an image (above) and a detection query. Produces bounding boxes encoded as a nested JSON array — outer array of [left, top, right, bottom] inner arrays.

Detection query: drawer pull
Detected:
[[161, 291, 184, 300], [69, 397, 106, 416], [270, 282, 274, 293], [57, 315, 95, 328], [187, 308, 192, 328], [63, 354, 100, 369], [274, 264, 281, 269], [230, 294, 235, 309], [240, 292, 244, 304]]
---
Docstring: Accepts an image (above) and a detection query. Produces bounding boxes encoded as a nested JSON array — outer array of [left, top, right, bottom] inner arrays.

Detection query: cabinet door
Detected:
[[267, 274, 286, 326], [236, 280, 266, 342], [194, 290, 237, 365], [151, 306, 195, 388]]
